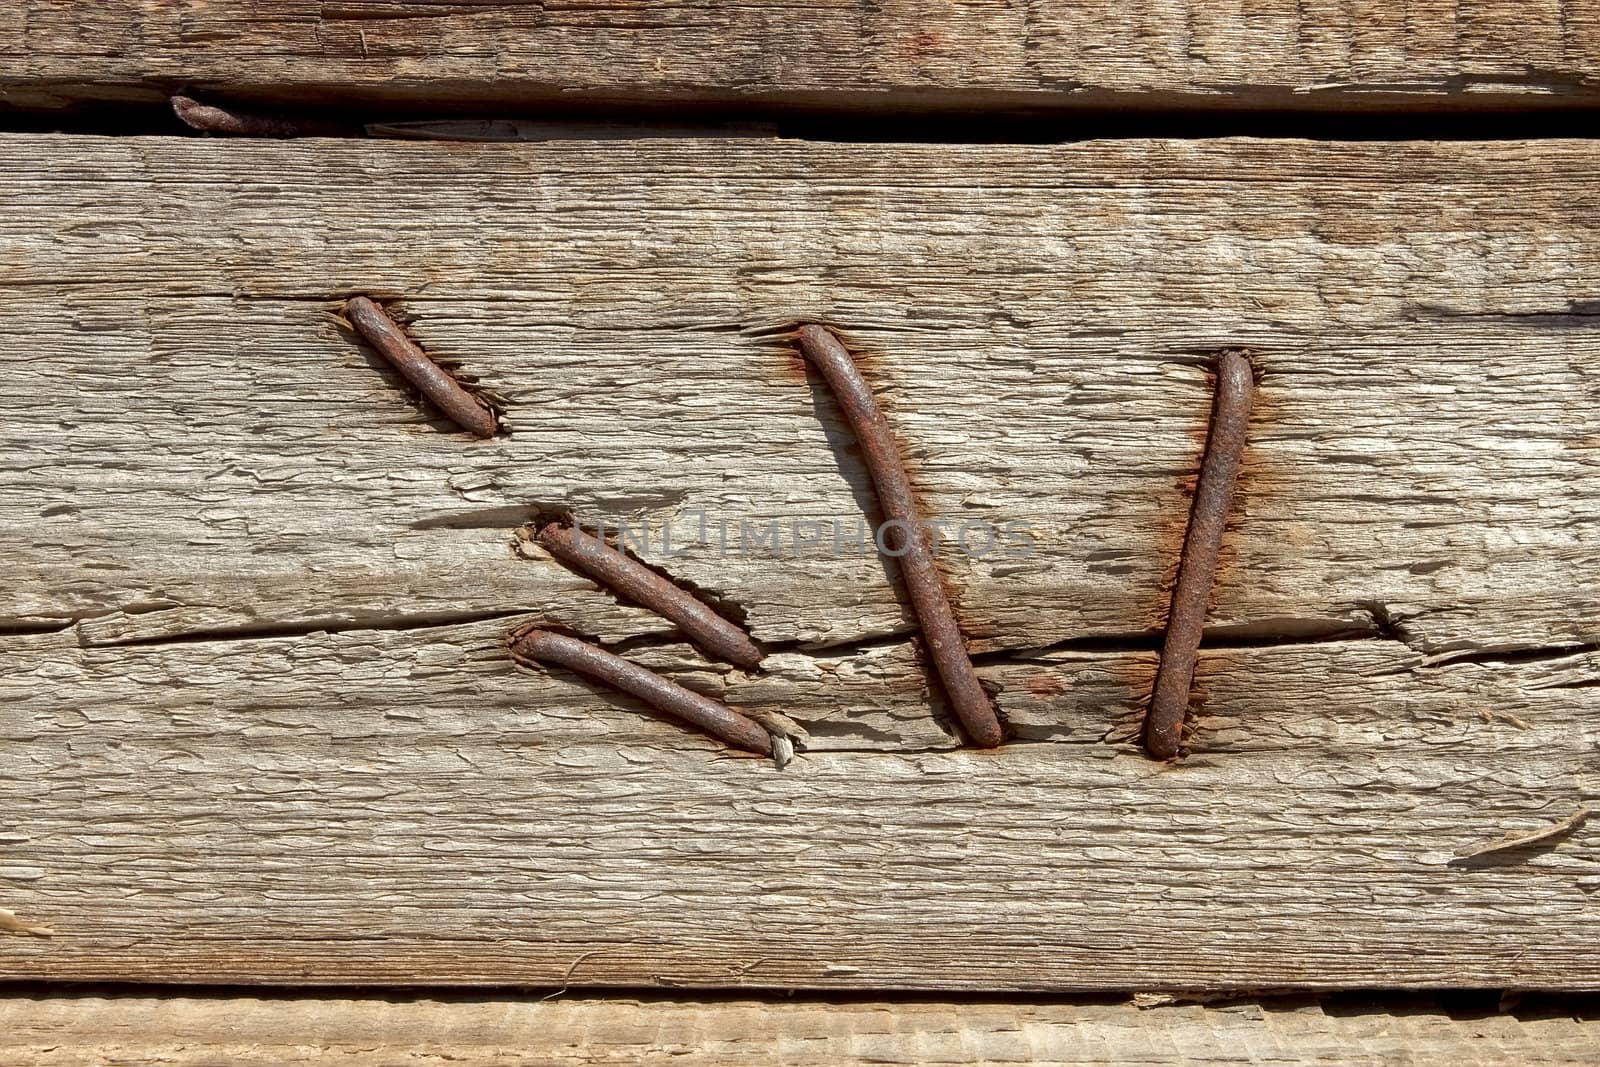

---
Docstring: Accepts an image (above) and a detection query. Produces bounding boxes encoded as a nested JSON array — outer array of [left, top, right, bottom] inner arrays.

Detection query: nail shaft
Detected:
[[1144, 349, 1255, 760], [537, 522, 764, 670], [172, 94, 349, 138], [509, 628, 773, 756], [794, 324, 1004, 748], [344, 296, 498, 438]]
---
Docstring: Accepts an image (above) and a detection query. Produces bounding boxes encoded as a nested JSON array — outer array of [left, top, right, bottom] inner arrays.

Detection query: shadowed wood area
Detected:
[[3, 1, 1600, 115], [3, 992, 1599, 1066], [0, 135, 1596, 989]]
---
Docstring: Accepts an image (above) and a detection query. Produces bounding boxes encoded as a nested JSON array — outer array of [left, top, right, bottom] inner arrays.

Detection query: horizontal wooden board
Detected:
[[3, 621, 1597, 987], [0, 136, 1596, 657], [4, 2, 1600, 115], [4, 992, 1599, 1066], [0, 134, 1596, 990]]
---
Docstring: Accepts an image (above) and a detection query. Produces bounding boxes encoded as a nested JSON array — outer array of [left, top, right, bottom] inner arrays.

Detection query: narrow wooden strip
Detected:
[[4, 2, 1600, 113], [3, 993, 1598, 1067]]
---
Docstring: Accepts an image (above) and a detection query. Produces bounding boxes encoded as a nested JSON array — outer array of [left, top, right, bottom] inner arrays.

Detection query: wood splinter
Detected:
[[343, 296, 498, 438], [1453, 807, 1592, 860], [508, 627, 778, 759], [1144, 348, 1256, 760], [793, 324, 1004, 749]]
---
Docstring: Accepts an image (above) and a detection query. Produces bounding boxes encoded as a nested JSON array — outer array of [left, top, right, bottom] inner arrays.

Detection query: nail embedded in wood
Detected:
[[536, 522, 764, 670], [343, 296, 498, 438], [508, 627, 774, 757], [1144, 348, 1256, 761], [793, 324, 1004, 749], [171, 94, 349, 138]]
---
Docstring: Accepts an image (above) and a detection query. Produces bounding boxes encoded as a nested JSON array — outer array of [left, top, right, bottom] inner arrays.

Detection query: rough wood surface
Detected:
[[0, 135, 1596, 989], [4, 2, 1600, 114], [4, 993, 1599, 1066]]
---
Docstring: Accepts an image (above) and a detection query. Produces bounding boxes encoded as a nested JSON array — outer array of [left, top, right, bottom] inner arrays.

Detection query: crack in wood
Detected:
[[79, 608, 538, 649]]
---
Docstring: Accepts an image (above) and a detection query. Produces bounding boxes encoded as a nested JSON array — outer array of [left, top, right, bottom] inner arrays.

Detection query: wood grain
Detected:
[[3, 2, 1600, 114], [4, 993, 1598, 1066], [3, 620, 1597, 986], [1, 136, 1595, 656], [0, 134, 1596, 989]]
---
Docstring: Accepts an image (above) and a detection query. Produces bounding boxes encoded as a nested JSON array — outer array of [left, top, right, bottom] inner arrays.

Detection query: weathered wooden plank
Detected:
[[3, 2, 1600, 114], [0, 134, 1597, 989], [1, 623, 1597, 987], [0, 136, 1595, 658], [3, 993, 1598, 1066]]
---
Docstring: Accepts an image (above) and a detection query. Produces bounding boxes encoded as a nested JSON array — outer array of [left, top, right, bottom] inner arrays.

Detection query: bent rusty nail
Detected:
[[508, 627, 774, 757], [1144, 348, 1256, 761], [793, 324, 1004, 749], [344, 296, 498, 438], [171, 94, 349, 138], [537, 522, 764, 670]]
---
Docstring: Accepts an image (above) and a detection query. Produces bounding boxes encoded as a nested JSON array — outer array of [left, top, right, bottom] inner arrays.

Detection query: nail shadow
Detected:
[[337, 310, 500, 436], [796, 367, 916, 621], [512, 654, 745, 754], [338, 324, 467, 435], [796, 361, 965, 742], [1447, 830, 1586, 869]]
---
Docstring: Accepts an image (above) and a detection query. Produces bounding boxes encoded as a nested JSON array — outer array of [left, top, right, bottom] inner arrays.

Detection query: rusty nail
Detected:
[[171, 94, 350, 138], [537, 522, 764, 670], [508, 627, 774, 757], [344, 296, 498, 438], [1144, 348, 1256, 760], [794, 324, 1004, 748]]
